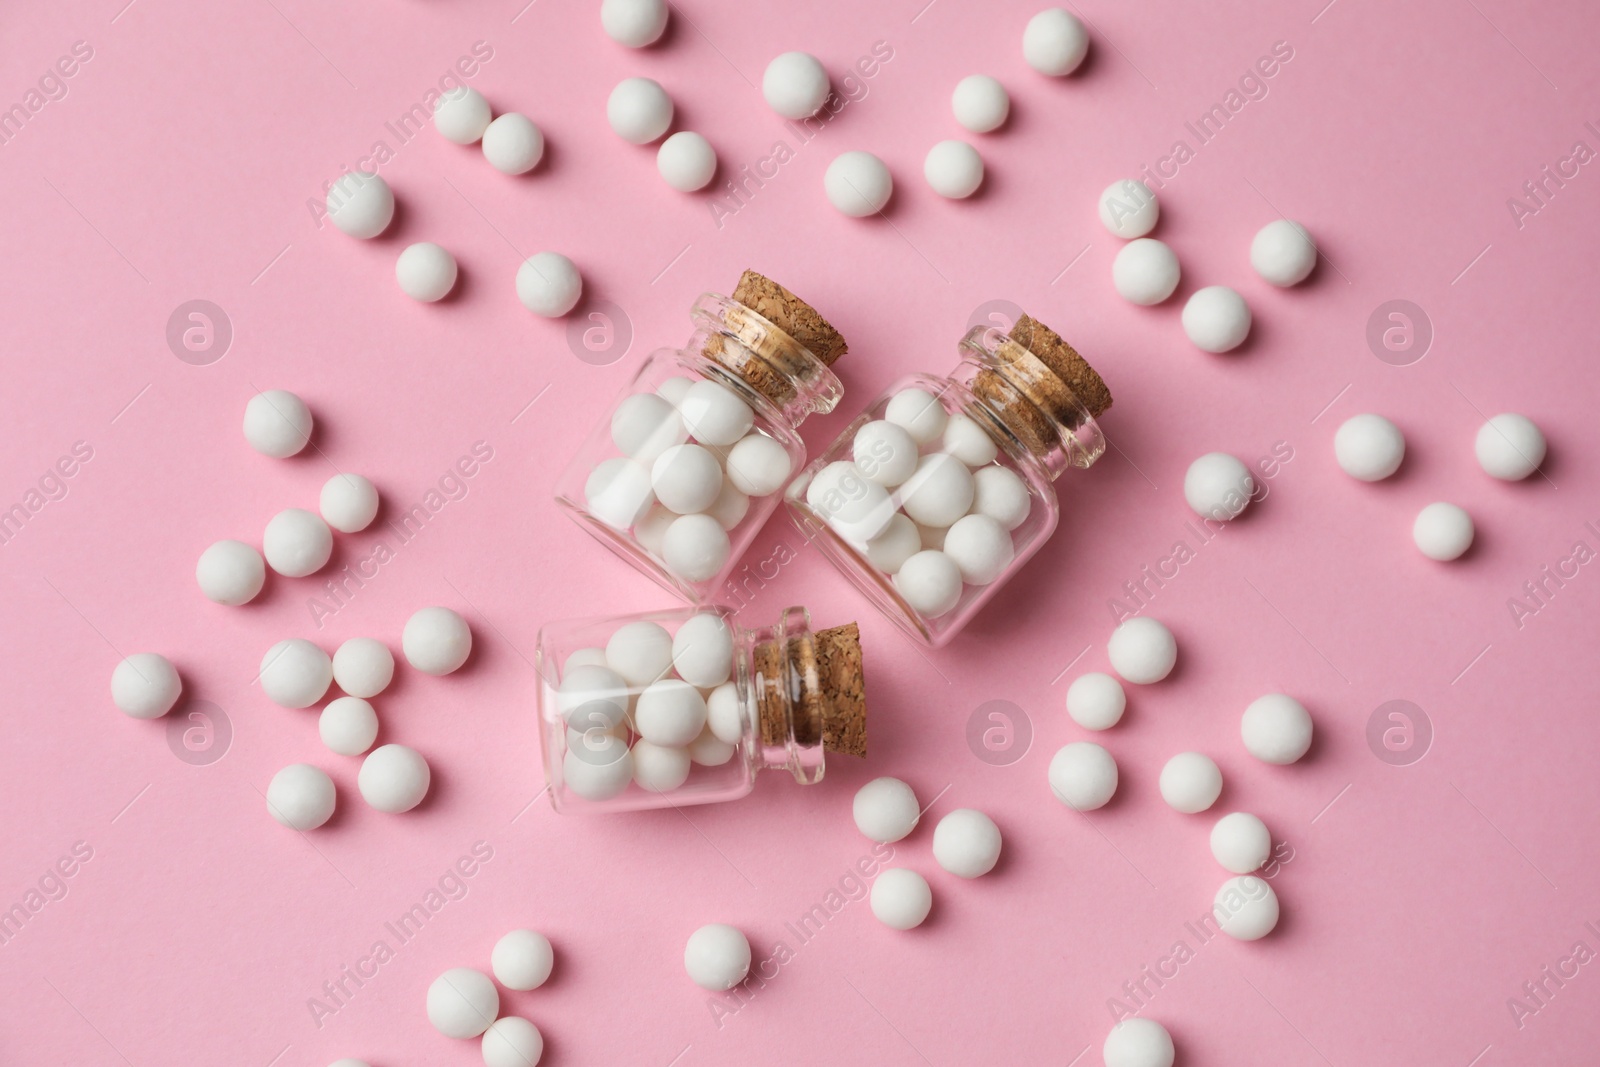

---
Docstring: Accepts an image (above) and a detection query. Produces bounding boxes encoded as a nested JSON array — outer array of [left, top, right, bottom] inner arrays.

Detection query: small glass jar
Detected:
[[555, 275, 848, 603], [535, 604, 866, 814], [785, 315, 1112, 647]]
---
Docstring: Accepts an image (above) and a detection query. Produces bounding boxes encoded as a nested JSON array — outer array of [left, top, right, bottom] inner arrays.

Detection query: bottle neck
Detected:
[[736, 607, 866, 784], [688, 292, 844, 428]]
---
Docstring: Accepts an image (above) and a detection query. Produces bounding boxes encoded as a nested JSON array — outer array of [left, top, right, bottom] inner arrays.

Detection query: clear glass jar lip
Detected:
[[691, 291, 845, 418], [956, 323, 1106, 473]]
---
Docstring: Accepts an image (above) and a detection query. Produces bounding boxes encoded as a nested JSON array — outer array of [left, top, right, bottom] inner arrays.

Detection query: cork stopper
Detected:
[[754, 621, 866, 759], [971, 312, 1112, 460], [702, 271, 848, 407]]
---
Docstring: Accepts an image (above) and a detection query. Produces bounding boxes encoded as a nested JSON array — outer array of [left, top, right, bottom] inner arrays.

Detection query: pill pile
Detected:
[[424, 929, 553, 1066]]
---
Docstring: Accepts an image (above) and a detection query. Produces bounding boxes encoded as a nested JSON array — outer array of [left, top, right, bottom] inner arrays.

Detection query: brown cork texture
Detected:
[[815, 623, 866, 757], [1008, 314, 1113, 418], [731, 271, 849, 366], [704, 271, 848, 408], [752, 623, 867, 759], [971, 313, 1113, 459]]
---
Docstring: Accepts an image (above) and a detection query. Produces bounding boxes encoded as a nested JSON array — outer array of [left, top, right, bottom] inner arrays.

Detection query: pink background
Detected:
[[3, 0, 1598, 1063]]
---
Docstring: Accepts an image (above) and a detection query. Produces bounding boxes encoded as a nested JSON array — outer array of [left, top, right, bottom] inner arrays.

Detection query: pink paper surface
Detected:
[[2, 1, 1598, 1064]]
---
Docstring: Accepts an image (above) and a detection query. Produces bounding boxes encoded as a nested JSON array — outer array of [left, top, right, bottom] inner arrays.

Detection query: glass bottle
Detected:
[[784, 313, 1112, 647], [555, 272, 849, 603], [535, 604, 866, 814]]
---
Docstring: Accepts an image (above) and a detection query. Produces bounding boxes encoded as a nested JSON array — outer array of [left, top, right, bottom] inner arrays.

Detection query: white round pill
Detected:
[[806, 461, 895, 543], [612, 393, 687, 462], [311, 635, 378, 710], [1211, 811, 1271, 873], [1098, 179, 1158, 238], [434, 87, 492, 144], [636, 504, 674, 553], [651, 443, 724, 514], [196, 539, 266, 605], [111, 653, 181, 719], [482, 1017, 543, 1067], [263, 508, 332, 578], [672, 613, 734, 688], [1184, 452, 1255, 521], [1065, 672, 1125, 730], [243, 389, 313, 458], [492, 929, 554, 991], [1251, 218, 1317, 286], [586, 457, 655, 530], [951, 74, 1009, 133], [563, 734, 633, 800], [933, 808, 1001, 878], [853, 776, 920, 842], [1048, 741, 1118, 811], [1214, 875, 1279, 940], [632, 739, 692, 792], [688, 727, 734, 767], [825, 150, 893, 217], [726, 433, 792, 497], [402, 606, 471, 675], [706, 682, 744, 744], [1106, 616, 1176, 684], [606, 620, 674, 686], [1182, 285, 1252, 353], [853, 420, 920, 487], [319, 696, 379, 756], [885, 388, 949, 444], [1103, 1017, 1174, 1067], [1023, 8, 1090, 76], [704, 479, 749, 530], [662, 513, 730, 582], [1159, 752, 1222, 813], [395, 242, 457, 302], [601, 0, 668, 47], [635, 679, 707, 746], [559, 664, 629, 731], [565, 647, 609, 671], [426, 967, 498, 1038], [894, 550, 964, 618], [971, 465, 1031, 530], [657, 131, 717, 192], [1476, 413, 1546, 480], [684, 924, 750, 990], [481, 113, 544, 174], [941, 413, 998, 466], [358, 743, 430, 813], [763, 52, 830, 119], [1334, 413, 1405, 481], [1241, 693, 1313, 764], [266, 764, 336, 831], [1112, 238, 1180, 305], [923, 139, 985, 199], [260, 639, 332, 708], [607, 77, 674, 144], [319, 473, 380, 533], [657, 376, 694, 406], [680, 380, 755, 446], [871, 868, 933, 930], [902, 453, 976, 528], [326, 171, 394, 239], [864, 513, 921, 575], [942, 513, 1013, 585], [1413, 501, 1474, 561], [516, 251, 582, 318]]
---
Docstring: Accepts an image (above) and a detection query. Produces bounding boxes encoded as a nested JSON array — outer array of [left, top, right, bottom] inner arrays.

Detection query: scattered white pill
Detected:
[[1251, 219, 1317, 286], [196, 539, 266, 605], [725, 433, 792, 497], [482, 1017, 543, 1067], [763, 52, 830, 119], [972, 468, 1032, 533], [1334, 413, 1405, 481], [1241, 693, 1313, 764], [1159, 752, 1222, 813], [243, 389, 313, 458], [1023, 8, 1090, 76], [328, 1060, 370, 1067], [825, 150, 893, 217], [1048, 741, 1118, 810], [706, 682, 744, 744], [601, 0, 668, 47], [635, 679, 707, 746], [1106, 616, 1176, 684], [1413, 501, 1474, 561], [1182, 285, 1252, 353], [516, 251, 583, 318], [1103, 1017, 1175, 1067], [942, 413, 999, 466], [558, 664, 629, 731], [586, 457, 655, 530], [885, 388, 949, 444], [632, 739, 693, 791], [951, 74, 1009, 133], [606, 620, 674, 686], [657, 131, 717, 192], [901, 454, 976, 527], [325, 171, 394, 239], [853, 777, 920, 842], [1112, 238, 1180, 305], [607, 77, 674, 144], [394, 242, 457, 303], [1211, 811, 1271, 873], [942, 513, 1014, 585], [492, 929, 554, 991], [933, 808, 1001, 878], [923, 140, 985, 199], [684, 924, 751, 990], [854, 420, 921, 487], [319, 696, 379, 756], [672, 613, 734, 688], [680, 380, 755, 446], [894, 550, 964, 617], [403, 606, 472, 675], [1065, 671, 1125, 731], [1476, 413, 1546, 480], [260, 639, 333, 708], [111, 653, 181, 719], [263, 508, 332, 578], [806, 461, 894, 543], [1098, 179, 1158, 239], [863, 514, 921, 575], [1184, 452, 1255, 521], [434, 87, 492, 144], [871, 868, 933, 930], [482, 113, 544, 174], [563, 734, 634, 800], [662, 513, 730, 582], [1214, 875, 1279, 940], [426, 967, 498, 1039], [266, 764, 336, 831], [320, 473, 380, 533], [651, 443, 724, 514], [359, 743, 431, 813]]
